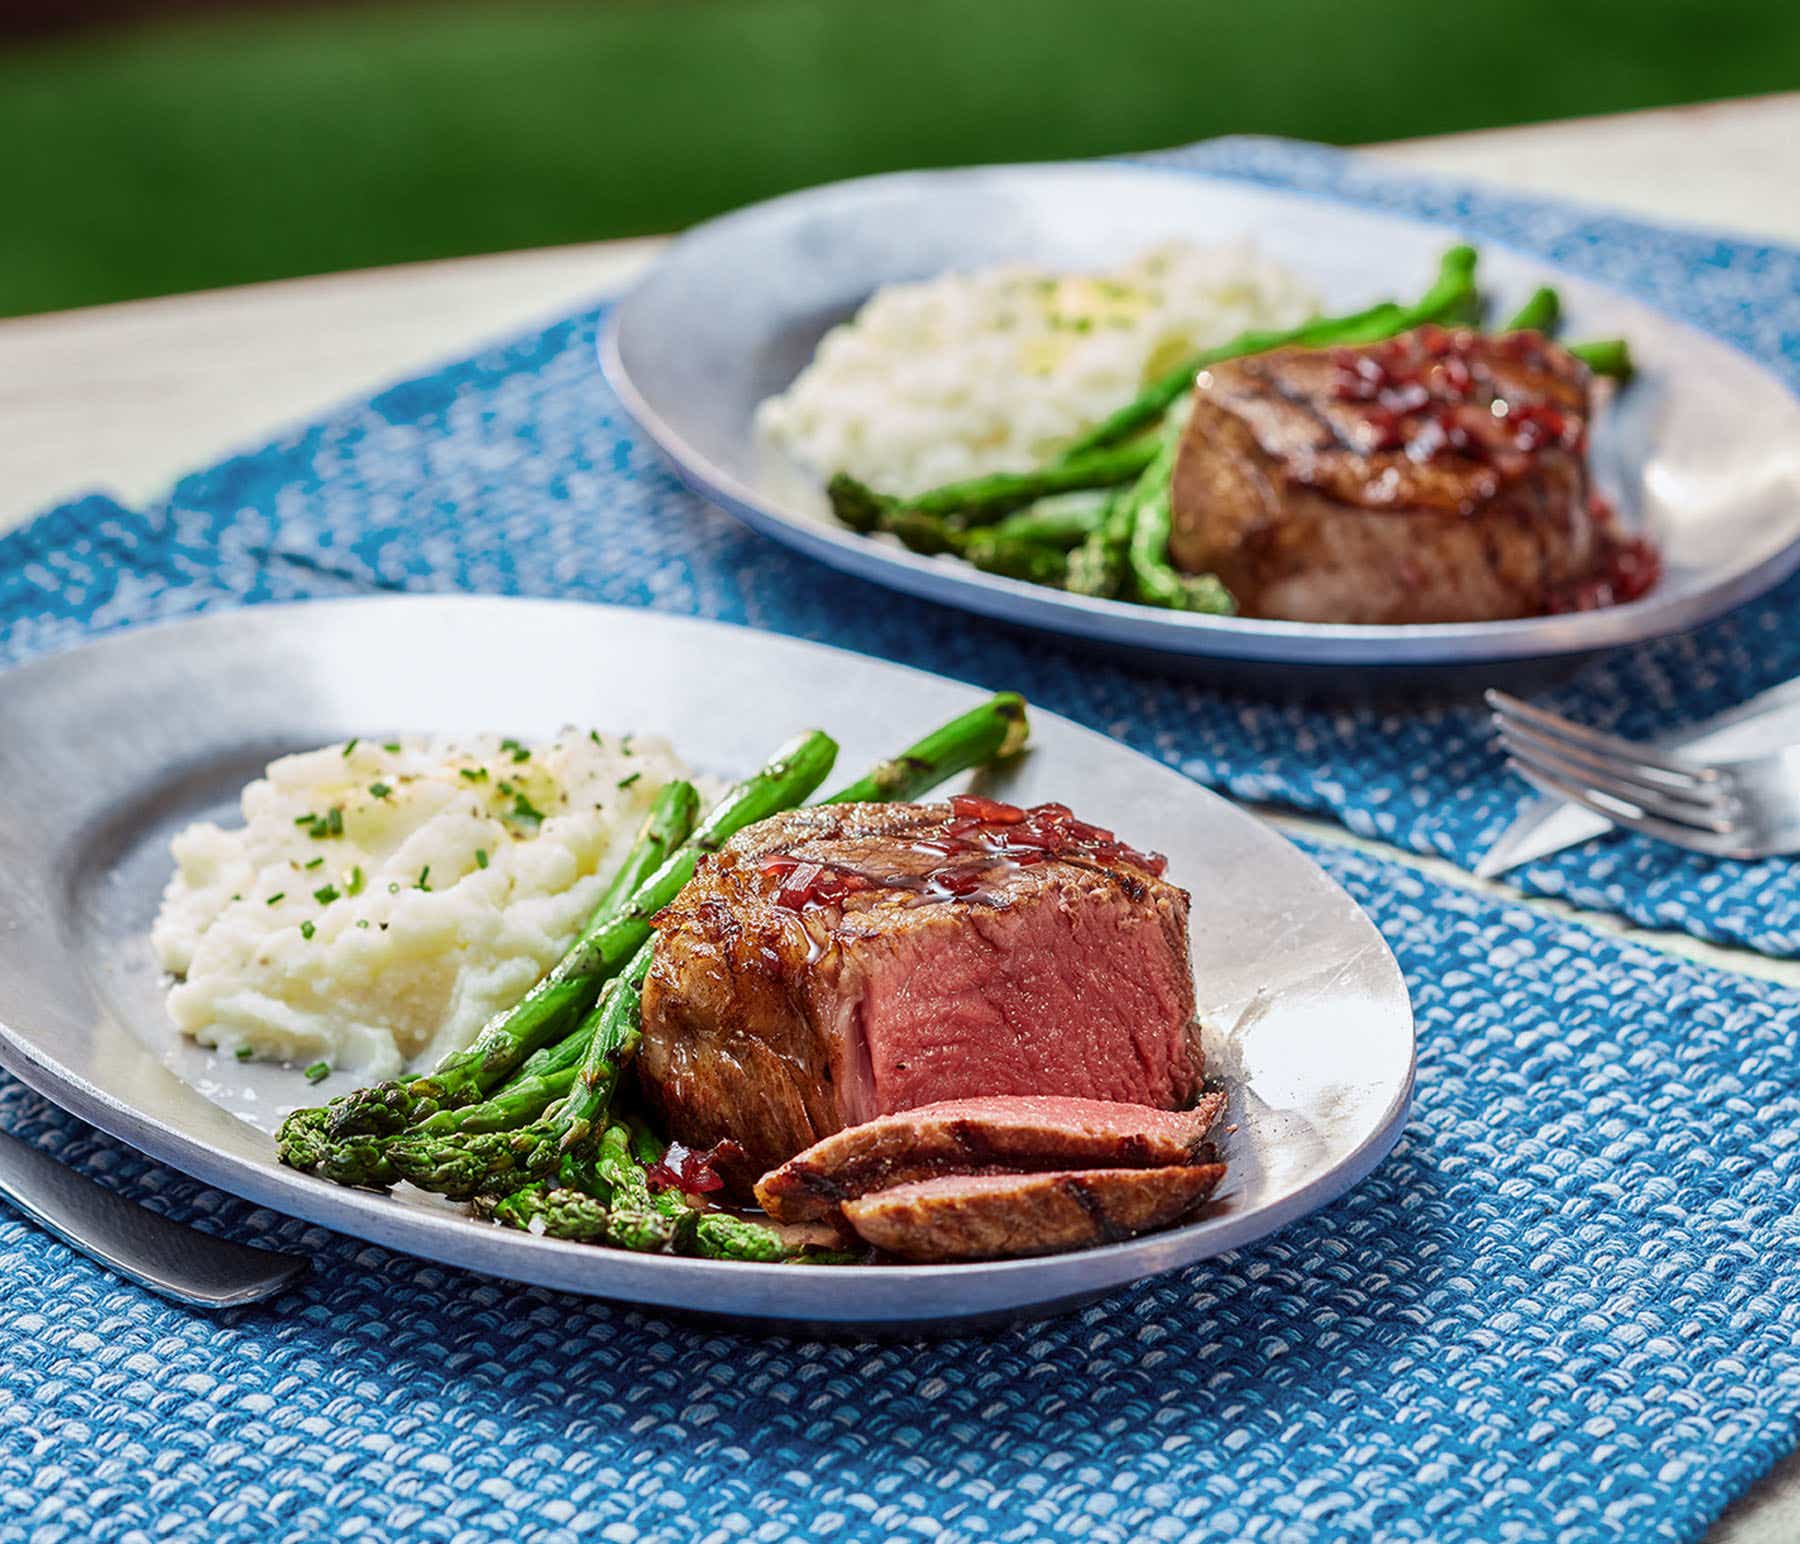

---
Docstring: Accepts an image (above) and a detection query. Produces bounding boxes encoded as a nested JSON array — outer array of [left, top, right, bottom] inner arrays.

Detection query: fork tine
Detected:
[[1505, 758, 1750, 859], [1494, 722, 1736, 816], [1485, 690, 1722, 791], [1503, 740, 1741, 834]]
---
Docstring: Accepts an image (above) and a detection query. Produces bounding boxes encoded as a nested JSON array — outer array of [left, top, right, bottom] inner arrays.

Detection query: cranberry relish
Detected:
[[1329, 325, 1587, 473], [759, 795, 1168, 913]]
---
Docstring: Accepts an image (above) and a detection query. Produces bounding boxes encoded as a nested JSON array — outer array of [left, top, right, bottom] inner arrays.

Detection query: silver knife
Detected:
[[1474, 675, 1800, 879], [0, 1127, 310, 1307]]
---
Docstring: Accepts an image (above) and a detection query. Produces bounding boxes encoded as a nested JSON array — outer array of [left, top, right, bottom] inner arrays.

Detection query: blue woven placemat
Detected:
[[4, 138, 1800, 1544], [3, 141, 1798, 956], [2, 842, 1797, 1544]]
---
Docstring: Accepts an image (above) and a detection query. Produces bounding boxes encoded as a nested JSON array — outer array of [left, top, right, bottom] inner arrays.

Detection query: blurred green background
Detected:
[[6, 0, 1799, 317]]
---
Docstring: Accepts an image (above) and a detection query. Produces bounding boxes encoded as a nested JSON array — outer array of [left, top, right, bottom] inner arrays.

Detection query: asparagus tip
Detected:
[[275, 1106, 331, 1172], [1442, 243, 1480, 276], [1571, 337, 1634, 381], [826, 472, 889, 533]]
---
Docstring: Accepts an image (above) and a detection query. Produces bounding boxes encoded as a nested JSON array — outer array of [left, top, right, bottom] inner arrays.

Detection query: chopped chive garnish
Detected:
[[298, 805, 346, 840], [500, 737, 530, 763], [266, 892, 285, 905], [368, 782, 392, 800], [342, 738, 359, 758], [234, 1045, 254, 1062], [388, 882, 400, 894], [497, 779, 515, 796], [300, 920, 316, 941], [510, 792, 545, 825], [356, 919, 370, 929], [588, 729, 602, 746], [304, 856, 323, 870], [416, 865, 431, 892], [346, 865, 365, 896], [303, 1061, 330, 1084], [459, 767, 488, 782], [616, 771, 641, 790], [475, 848, 489, 870], [313, 884, 339, 905], [620, 735, 633, 756], [383, 742, 401, 753]]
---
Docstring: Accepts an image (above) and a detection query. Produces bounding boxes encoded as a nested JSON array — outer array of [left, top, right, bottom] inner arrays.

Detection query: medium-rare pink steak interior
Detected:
[[839, 1164, 1228, 1261], [756, 1092, 1227, 1223], [638, 796, 1200, 1188], [1169, 326, 1659, 624]]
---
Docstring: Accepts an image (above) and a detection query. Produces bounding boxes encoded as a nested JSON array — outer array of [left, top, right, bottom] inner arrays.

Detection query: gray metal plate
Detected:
[[0, 598, 1413, 1325], [602, 161, 1800, 676]]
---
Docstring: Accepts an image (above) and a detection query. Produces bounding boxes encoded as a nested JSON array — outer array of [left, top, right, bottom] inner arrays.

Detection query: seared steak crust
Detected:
[[639, 800, 1199, 1188], [756, 1092, 1226, 1223], [1170, 327, 1603, 623], [840, 1163, 1227, 1261]]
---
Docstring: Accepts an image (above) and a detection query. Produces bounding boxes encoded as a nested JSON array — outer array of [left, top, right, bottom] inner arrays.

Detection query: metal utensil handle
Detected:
[[0, 1127, 308, 1308]]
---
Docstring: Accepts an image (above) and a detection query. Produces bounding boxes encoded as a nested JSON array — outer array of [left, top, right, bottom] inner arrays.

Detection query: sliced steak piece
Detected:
[[639, 796, 1198, 1190], [1169, 326, 1614, 624], [841, 1163, 1226, 1261], [756, 1092, 1226, 1223]]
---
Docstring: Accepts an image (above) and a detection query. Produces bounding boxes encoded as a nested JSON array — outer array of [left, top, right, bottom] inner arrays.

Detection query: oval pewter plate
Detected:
[[602, 161, 1800, 675], [0, 598, 1412, 1327]]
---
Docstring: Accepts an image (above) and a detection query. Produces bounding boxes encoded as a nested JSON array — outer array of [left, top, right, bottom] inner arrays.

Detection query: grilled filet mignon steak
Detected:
[[1170, 327, 1609, 623], [756, 1092, 1226, 1224], [839, 1164, 1227, 1261], [639, 797, 1199, 1187]]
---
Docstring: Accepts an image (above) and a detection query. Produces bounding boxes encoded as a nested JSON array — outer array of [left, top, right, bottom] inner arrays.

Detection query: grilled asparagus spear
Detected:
[[488, 1170, 613, 1240], [873, 496, 1104, 585], [595, 1121, 681, 1251], [1124, 415, 1233, 615], [827, 438, 1156, 534], [1063, 485, 1136, 600]]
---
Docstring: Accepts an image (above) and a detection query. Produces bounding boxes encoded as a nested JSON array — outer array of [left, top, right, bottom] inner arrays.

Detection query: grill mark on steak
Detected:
[[1261, 370, 1365, 457], [1057, 1174, 1130, 1245]]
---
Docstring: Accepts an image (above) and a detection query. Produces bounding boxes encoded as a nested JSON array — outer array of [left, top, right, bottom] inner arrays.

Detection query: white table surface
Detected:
[[4, 94, 1798, 1541]]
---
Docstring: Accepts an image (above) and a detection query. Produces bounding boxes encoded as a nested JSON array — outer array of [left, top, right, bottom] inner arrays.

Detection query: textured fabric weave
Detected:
[[2, 141, 1799, 1544]]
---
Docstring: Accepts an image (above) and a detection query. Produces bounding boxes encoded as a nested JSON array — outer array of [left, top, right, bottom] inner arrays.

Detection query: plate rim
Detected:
[[600, 157, 1800, 668], [0, 595, 1416, 1323]]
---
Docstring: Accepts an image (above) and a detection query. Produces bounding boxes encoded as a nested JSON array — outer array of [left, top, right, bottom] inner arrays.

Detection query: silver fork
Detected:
[[1487, 690, 1800, 860]]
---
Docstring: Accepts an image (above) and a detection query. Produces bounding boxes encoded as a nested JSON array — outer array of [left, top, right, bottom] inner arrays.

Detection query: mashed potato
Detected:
[[152, 730, 695, 1078], [755, 240, 1316, 496]]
